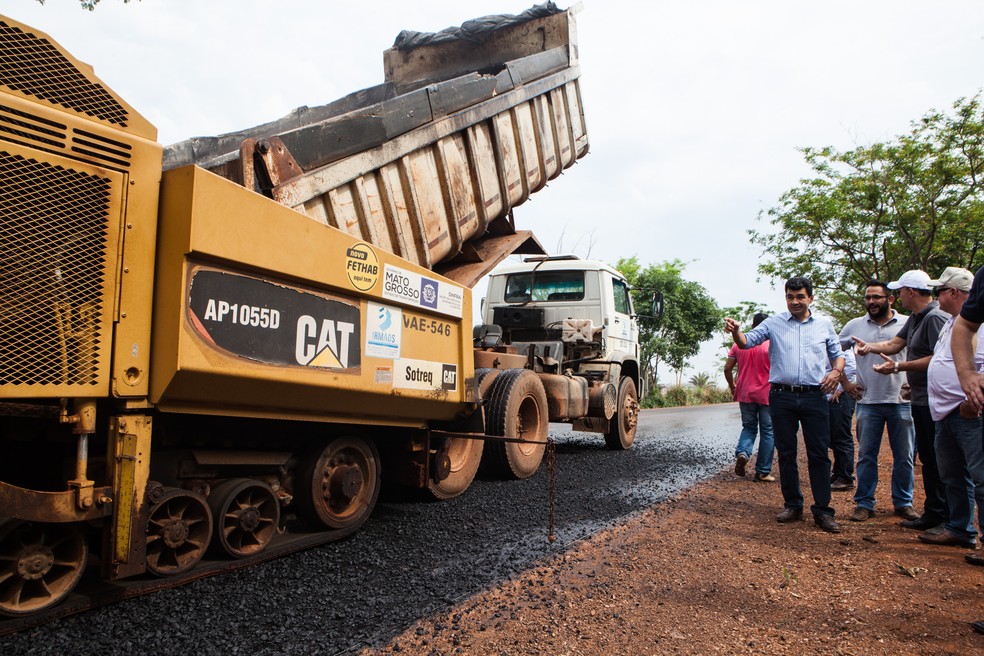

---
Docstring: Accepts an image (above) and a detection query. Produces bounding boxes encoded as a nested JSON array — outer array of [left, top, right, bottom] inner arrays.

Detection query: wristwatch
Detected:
[[893, 361, 899, 374]]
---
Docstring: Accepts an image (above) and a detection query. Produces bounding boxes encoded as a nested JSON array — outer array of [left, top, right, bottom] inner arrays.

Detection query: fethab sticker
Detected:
[[393, 358, 457, 391], [188, 269, 360, 370], [345, 243, 379, 291]]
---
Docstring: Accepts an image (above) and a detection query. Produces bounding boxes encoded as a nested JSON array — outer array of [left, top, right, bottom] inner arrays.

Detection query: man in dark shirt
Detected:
[[852, 270, 950, 531]]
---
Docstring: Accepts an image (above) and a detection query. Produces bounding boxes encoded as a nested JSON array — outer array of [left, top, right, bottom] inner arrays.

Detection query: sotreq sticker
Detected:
[[394, 358, 457, 392]]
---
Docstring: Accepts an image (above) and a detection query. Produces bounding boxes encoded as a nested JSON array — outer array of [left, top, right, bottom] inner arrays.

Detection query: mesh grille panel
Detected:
[[0, 20, 128, 127], [0, 150, 112, 387]]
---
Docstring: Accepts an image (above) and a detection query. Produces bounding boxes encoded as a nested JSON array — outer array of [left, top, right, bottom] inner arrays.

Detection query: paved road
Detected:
[[0, 404, 742, 656]]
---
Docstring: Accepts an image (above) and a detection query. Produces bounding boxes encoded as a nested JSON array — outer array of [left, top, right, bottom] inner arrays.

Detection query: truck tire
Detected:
[[475, 367, 501, 399], [295, 436, 380, 534], [426, 435, 484, 500], [604, 376, 639, 450], [481, 368, 548, 479]]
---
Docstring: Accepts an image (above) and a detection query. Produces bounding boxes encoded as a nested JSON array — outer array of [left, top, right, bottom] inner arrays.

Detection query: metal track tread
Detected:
[[0, 520, 351, 636]]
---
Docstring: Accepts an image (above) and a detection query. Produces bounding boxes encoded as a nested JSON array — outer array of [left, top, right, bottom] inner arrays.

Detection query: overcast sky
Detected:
[[12, 0, 984, 381]]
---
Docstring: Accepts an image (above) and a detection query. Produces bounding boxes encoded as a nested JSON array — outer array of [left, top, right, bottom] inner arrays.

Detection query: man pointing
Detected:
[[725, 276, 845, 533]]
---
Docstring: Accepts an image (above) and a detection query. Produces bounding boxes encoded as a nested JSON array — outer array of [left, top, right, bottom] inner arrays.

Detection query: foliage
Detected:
[[751, 94, 984, 324], [642, 384, 732, 408], [719, 300, 770, 351], [614, 257, 721, 391], [688, 372, 712, 388]]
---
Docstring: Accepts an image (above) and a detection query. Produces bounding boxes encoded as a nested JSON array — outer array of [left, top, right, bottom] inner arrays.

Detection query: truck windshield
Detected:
[[504, 271, 585, 302]]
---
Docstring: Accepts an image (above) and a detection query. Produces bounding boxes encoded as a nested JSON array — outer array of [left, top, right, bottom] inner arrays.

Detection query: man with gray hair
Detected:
[[923, 267, 981, 549]]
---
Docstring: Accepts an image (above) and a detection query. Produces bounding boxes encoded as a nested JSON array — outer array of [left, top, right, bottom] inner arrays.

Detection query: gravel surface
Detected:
[[360, 421, 984, 656], [0, 405, 738, 655]]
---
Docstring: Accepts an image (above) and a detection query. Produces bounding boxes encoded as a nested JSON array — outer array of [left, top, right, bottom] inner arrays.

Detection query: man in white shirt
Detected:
[[923, 268, 983, 550]]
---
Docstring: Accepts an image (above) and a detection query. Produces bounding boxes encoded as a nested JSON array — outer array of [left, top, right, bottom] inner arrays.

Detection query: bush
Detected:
[[640, 384, 733, 408]]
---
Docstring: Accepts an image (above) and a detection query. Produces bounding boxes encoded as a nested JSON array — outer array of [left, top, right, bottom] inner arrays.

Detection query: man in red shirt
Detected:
[[724, 313, 775, 481]]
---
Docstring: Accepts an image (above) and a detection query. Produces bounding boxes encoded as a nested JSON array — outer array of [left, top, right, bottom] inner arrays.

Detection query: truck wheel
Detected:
[[296, 437, 380, 533], [481, 369, 548, 479], [605, 376, 639, 450], [425, 436, 484, 500], [475, 367, 501, 399]]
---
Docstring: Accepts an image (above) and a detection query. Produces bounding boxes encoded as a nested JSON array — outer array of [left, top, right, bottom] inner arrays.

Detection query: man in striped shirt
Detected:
[[725, 276, 845, 533]]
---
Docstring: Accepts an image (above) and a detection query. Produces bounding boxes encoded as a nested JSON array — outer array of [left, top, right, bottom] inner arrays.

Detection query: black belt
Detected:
[[771, 384, 822, 393]]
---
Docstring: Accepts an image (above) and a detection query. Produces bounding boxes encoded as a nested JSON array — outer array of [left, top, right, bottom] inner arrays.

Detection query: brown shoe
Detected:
[[735, 454, 748, 477], [918, 529, 977, 549], [894, 505, 920, 521], [754, 472, 776, 482], [776, 507, 804, 523], [815, 514, 841, 533], [850, 506, 875, 522], [965, 552, 984, 567]]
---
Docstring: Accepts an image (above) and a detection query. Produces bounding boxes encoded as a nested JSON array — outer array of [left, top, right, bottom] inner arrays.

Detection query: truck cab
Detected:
[[477, 255, 642, 450]]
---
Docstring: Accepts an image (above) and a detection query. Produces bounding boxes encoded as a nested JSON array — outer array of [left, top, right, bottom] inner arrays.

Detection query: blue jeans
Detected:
[[935, 410, 984, 541], [854, 403, 915, 511], [769, 388, 833, 517], [736, 402, 774, 474]]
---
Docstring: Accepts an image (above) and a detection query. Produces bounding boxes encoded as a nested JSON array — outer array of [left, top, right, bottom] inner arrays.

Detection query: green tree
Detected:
[[751, 94, 984, 325], [614, 257, 720, 391], [688, 372, 712, 388], [719, 301, 770, 351]]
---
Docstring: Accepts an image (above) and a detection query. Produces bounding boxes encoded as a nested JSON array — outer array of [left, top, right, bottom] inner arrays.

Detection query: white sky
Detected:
[[11, 0, 984, 382]]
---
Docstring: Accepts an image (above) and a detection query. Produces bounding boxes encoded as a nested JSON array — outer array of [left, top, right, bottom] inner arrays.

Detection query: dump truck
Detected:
[[0, 5, 612, 624], [477, 254, 660, 457]]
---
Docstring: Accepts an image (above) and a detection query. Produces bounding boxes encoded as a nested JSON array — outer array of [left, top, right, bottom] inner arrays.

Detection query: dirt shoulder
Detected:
[[361, 447, 984, 655]]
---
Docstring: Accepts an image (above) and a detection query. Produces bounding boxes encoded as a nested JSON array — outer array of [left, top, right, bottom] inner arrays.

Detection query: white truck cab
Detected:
[[477, 255, 645, 450]]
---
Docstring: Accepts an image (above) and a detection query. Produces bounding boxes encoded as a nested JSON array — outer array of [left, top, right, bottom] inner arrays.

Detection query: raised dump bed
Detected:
[[164, 3, 589, 287]]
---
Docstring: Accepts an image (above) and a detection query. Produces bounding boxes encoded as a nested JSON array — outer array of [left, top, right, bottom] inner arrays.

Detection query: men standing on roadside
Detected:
[[838, 281, 915, 522], [852, 270, 949, 530], [724, 312, 775, 482], [827, 348, 860, 491], [725, 277, 845, 533], [923, 267, 982, 549]]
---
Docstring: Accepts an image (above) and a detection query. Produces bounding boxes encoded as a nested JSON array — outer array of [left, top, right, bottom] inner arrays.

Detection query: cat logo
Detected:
[[295, 316, 356, 368]]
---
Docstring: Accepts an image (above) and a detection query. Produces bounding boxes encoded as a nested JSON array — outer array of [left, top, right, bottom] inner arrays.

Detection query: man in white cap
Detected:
[[838, 280, 914, 522], [923, 267, 982, 549], [852, 270, 951, 530]]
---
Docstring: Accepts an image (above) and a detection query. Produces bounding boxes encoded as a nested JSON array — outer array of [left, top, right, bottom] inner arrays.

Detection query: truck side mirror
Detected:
[[632, 291, 664, 325], [651, 291, 664, 324]]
